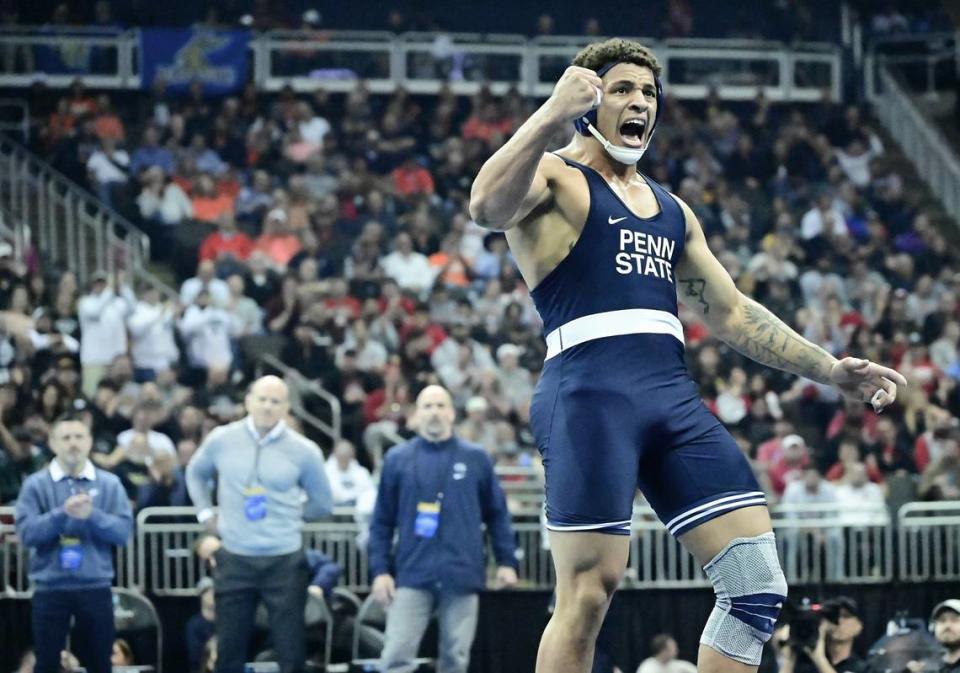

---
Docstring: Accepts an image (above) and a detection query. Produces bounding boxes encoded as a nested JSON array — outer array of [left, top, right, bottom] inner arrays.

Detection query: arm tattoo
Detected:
[[681, 278, 709, 315], [726, 298, 835, 384]]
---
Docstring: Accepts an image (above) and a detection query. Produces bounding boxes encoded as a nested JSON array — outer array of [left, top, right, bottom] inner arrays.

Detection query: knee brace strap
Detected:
[[699, 532, 787, 666]]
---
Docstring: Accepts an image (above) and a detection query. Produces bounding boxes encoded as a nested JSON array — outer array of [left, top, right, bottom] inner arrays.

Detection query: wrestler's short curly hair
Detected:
[[572, 38, 662, 77]]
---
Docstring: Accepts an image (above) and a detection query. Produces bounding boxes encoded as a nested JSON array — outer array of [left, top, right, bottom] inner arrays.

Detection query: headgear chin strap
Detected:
[[583, 122, 652, 165], [573, 60, 664, 165]]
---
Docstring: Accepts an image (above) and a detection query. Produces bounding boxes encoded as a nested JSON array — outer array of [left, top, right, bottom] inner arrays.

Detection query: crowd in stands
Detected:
[[3, 0, 850, 42], [0, 37, 958, 521]]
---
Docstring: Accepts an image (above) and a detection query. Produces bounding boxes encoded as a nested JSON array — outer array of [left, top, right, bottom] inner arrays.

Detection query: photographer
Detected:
[[930, 600, 960, 673], [781, 598, 866, 673]]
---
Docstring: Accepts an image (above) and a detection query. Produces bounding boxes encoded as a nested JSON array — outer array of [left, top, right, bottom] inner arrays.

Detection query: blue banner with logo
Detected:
[[141, 29, 250, 95]]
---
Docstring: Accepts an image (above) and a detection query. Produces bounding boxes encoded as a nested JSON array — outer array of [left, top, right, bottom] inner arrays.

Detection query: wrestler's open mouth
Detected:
[[619, 119, 647, 147]]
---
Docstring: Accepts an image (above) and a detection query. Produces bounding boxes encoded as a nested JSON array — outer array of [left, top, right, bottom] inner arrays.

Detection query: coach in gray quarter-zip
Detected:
[[186, 375, 332, 673]]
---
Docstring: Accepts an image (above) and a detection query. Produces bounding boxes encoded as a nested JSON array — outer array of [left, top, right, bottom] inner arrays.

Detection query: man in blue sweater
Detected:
[[185, 375, 333, 673], [369, 384, 518, 673], [15, 411, 133, 673]]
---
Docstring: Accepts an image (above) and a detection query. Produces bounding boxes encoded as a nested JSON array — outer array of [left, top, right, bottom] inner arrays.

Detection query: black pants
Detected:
[[214, 548, 310, 673], [32, 587, 114, 673]]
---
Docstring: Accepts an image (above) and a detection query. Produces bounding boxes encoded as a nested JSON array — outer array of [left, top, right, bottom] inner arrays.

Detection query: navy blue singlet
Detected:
[[528, 156, 764, 536]]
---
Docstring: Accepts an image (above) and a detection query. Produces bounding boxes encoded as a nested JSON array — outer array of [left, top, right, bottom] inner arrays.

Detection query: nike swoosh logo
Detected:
[[609, 216, 627, 224]]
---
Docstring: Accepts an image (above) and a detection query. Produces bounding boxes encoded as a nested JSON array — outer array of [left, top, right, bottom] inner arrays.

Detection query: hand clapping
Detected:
[[64, 493, 93, 519]]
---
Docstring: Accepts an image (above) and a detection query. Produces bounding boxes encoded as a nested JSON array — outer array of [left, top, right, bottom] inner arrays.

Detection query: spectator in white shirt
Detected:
[[86, 137, 130, 208], [116, 400, 176, 458], [496, 343, 533, 413], [178, 289, 235, 379], [381, 232, 435, 296], [137, 166, 193, 227], [324, 439, 374, 507], [78, 272, 134, 398], [225, 274, 263, 337], [127, 285, 180, 382], [336, 319, 388, 373], [297, 101, 331, 145], [835, 462, 888, 525], [636, 634, 696, 673], [800, 192, 848, 241], [180, 260, 231, 308], [782, 468, 845, 579], [834, 134, 884, 188], [782, 468, 839, 508]]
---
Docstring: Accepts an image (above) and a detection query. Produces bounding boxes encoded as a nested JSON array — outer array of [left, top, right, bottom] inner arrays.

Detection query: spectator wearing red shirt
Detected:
[[198, 212, 254, 268], [323, 278, 362, 321], [461, 102, 512, 144], [914, 408, 960, 471], [254, 208, 302, 270], [826, 399, 879, 445], [391, 156, 434, 198], [768, 434, 811, 497], [901, 333, 939, 394], [399, 303, 447, 355], [825, 439, 884, 483], [755, 420, 796, 468]]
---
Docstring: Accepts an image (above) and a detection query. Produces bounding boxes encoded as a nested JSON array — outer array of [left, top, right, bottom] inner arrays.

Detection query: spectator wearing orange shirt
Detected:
[[198, 212, 254, 272], [391, 156, 434, 199], [461, 102, 512, 144], [190, 175, 235, 223], [254, 208, 302, 270], [93, 95, 125, 143], [428, 235, 471, 289]]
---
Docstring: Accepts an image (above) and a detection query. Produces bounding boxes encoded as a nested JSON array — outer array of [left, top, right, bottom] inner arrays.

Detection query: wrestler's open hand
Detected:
[[547, 66, 604, 123], [829, 357, 907, 412]]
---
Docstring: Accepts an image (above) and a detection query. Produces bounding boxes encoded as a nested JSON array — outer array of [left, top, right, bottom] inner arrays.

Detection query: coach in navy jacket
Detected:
[[369, 385, 517, 673], [15, 411, 133, 673]]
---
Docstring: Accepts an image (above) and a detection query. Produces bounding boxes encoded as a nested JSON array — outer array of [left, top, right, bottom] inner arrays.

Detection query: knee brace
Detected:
[[699, 532, 787, 666]]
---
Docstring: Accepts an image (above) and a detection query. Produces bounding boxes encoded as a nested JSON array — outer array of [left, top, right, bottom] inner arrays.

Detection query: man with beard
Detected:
[[932, 600, 960, 673], [368, 384, 518, 673]]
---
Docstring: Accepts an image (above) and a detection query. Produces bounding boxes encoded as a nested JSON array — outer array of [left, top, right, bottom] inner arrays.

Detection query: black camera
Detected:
[[788, 601, 825, 652], [786, 597, 852, 652]]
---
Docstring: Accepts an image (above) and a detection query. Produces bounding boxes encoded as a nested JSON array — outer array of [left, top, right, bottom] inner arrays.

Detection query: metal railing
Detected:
[[0, 133, 164, 290], [0, 506, 136, 598], [868, 65, 960, 222], [259, 352, 342, 447], [898, 501, 960, 582], [5, 500, 957, 596], [0, 99, 28, 142], [771, 502, 892, 585], [0, 133, 336, 439], [863, 31, 956, 99], [0, 28, 842, 102]]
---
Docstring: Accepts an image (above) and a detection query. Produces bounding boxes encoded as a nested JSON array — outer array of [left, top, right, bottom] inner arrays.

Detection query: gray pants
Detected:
[[379, 588, 478, 673]]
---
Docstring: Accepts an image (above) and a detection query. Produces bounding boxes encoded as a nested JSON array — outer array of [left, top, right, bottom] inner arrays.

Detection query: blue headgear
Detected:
[[573, 60, 664, 137]]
